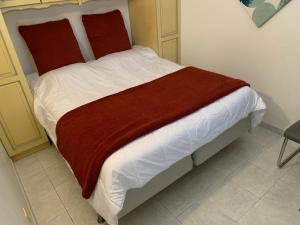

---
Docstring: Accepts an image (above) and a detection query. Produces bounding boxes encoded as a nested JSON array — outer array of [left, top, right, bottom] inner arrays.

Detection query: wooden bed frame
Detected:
[[97, 116, 252, 223]]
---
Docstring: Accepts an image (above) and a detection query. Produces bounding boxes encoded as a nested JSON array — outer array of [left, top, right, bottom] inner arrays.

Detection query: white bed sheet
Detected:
[[30, 46, 266, 225]]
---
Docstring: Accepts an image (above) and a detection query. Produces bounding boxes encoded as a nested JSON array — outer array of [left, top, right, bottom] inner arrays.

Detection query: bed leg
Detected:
[[97, 214, 105, 224]]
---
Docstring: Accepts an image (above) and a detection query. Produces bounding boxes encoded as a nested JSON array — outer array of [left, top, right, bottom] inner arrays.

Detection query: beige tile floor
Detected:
[[14, 126, 300, 225]]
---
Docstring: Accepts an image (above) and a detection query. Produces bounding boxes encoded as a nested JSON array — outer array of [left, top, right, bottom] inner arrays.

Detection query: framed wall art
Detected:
[[240, 0, 292, 27]]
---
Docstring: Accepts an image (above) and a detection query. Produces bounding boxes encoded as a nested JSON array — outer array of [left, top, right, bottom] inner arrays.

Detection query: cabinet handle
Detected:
[[22, 207, 29, 219]]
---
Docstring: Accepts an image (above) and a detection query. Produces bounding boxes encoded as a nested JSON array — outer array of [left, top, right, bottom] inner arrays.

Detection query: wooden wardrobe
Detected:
[[0, 0, 89, 160], [128, 0, 181, 64], [0, 0, 84, 10], [0, 12, 49, 160]]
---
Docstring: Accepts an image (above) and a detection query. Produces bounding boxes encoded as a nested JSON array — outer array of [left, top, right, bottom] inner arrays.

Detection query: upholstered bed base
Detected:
[[119, 155, 193, 218], [192, 117, 251, 166], [114, 116, 251, 220]]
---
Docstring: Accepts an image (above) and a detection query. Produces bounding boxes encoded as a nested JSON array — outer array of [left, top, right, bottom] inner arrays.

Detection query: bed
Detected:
[[27, 45, 266, 225]]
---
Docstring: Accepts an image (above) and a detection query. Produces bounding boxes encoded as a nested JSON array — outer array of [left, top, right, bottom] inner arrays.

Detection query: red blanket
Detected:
[[56, 66, 249, 198]]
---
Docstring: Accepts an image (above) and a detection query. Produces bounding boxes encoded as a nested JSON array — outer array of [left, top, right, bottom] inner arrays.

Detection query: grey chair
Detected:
[[277, 120, 300, 168]]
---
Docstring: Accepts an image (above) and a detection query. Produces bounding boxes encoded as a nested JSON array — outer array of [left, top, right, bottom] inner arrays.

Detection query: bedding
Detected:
[[56, 66, 249, 199], [30, 46, 266, 225], [82, 10, 131, 59], [19, 19, 84, 75], [26, 73, 38, 91]]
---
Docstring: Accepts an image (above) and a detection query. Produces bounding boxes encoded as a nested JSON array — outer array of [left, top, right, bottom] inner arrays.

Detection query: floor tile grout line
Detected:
[[43, 164, 76, 225], [175, 156, 272, 224], [140, 127, 282, 223], [17, 149, 73, 225], [51, 191, 76, 225], [15, 126, 298, 225], [35, 148, 100, 225], [228, 159, 287, 198], [173, 166, 242, 222], [175, 200, 240, 225], [36, 150, 62, 171], [212, 179, 259, 222], [14, 154, 67, 225], [227, 163, 273, 222], [229, 150, 293, 223], [236, 193, 261, 223], [14, 162, 42, 225], [15, 154, 46, 182], [164, 167, 225, 219], [35, 162, 71, 224], [237, 165, 290, 223], [157, 198, 184, 224]]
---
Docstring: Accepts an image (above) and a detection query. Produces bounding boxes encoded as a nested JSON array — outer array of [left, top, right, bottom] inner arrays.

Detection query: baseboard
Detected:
[[12, 142, 51, 161], [260, 122, 284, 135]]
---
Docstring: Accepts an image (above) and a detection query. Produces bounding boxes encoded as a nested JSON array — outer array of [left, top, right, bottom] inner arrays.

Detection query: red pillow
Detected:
[[82, 10, 131, 59], [19, 19, 84, 75]]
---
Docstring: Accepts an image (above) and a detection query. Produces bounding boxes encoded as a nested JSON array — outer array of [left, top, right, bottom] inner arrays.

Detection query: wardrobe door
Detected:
[[129, 0, 159, 52], [162, 38, 178, 63], [0, 82, 44, 157], [159, 0, 178, 37], [0, 29, 17, 79]]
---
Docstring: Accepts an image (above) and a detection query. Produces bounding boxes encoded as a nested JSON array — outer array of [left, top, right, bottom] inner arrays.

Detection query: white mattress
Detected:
[[29, 46, 266, 225]]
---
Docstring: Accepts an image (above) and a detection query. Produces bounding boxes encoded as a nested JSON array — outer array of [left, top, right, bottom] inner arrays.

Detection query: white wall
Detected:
[[3, 0, 131, 74], [0, 143, 36, 225], [181, 0, 300, 130]]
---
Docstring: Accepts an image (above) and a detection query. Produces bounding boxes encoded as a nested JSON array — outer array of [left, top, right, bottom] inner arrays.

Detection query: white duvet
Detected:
[[30, 46, 266, 225]]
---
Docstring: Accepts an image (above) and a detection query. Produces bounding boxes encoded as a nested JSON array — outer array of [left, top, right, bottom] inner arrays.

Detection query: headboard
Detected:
[[3, 0, 131, 74]]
